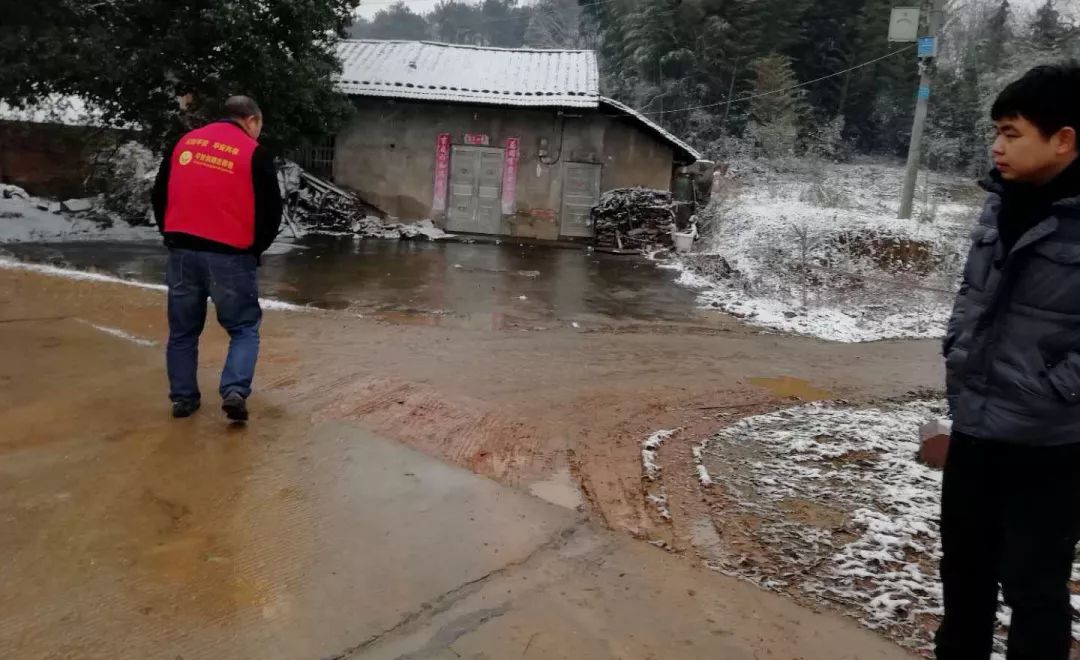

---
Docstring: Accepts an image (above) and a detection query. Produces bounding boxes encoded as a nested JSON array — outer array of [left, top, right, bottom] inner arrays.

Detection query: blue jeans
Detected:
[[166, 249, 262, 403]]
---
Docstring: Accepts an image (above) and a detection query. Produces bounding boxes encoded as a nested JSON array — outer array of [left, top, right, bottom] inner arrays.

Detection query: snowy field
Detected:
[[694, 401, 1080, 656], [663, 161, 984, 342]]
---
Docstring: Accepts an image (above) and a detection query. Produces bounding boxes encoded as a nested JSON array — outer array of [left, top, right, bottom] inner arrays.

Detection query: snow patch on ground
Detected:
[[642, 429, 677, 521], [663, 162, 981, 343], [324, 216, 456, 241], [399, 219, 454, 241], [0, 187, 159, 244], [77, 320, 157, 347], [698, 400, 1080, 653], [0, 257, 307, 312], [641, 429, 675, 481]]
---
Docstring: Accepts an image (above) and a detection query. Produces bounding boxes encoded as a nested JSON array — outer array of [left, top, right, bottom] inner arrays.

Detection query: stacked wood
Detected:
[[591, 187, 680, 250]]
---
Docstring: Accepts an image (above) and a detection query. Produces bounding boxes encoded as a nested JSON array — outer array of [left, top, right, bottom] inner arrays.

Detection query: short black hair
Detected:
[[224, 95, 261, 120], [991, 62, 1080, 141]]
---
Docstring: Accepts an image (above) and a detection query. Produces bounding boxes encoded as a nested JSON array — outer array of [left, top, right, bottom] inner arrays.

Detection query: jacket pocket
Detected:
[[1016, 241, 1080, 314]]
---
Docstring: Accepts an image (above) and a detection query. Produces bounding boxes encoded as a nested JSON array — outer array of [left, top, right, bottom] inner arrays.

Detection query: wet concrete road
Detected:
[[3, 237, 708, 328], [0, 266, 924, 660]]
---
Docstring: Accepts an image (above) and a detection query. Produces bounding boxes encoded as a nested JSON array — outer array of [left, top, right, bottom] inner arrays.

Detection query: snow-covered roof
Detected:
[[336, 40, 700, 163], [599, 97, 701, 163], [337, 40, 599, 108]]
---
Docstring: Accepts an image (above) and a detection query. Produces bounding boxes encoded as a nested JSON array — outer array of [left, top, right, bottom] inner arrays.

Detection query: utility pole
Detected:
[[899, 0, 945, 219]]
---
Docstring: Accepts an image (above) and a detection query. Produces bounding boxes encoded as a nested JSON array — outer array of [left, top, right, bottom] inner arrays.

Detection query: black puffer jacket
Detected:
[[946, 161, 1080, 445]]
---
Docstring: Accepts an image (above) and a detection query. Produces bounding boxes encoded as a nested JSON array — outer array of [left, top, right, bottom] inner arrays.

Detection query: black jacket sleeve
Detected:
[[152, 153, 172, 235], [251, 146, 283, 256]]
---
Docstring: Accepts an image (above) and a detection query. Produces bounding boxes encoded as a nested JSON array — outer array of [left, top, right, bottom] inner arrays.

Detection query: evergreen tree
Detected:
[[747, 53, 804, 158], [523, 0, 584, 48], [787, 0, 864, 119], [0, 0, 360, 150], [983, 0, 1013, 71], [584, 0, 636, 100], [1031, 0, 1067, 50], [357, 3, 430, 41], [429, 1, 485, 45], [478, 0, 530, 48], [843, 0, 919, 154]]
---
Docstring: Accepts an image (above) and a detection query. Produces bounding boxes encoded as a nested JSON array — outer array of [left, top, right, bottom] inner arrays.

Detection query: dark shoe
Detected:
[[172, 399, 201, 418], [222, 392, 249, 422]]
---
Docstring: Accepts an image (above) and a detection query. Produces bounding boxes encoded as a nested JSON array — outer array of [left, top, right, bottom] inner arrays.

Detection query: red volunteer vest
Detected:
[[164, 122, 258, 249]]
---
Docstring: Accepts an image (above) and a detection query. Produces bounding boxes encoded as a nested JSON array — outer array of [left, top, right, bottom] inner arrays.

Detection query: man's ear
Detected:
[[1056, 126, 1078, 156]]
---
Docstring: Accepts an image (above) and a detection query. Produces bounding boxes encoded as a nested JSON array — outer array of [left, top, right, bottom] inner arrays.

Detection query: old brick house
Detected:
[[327, 40, 700, 240]]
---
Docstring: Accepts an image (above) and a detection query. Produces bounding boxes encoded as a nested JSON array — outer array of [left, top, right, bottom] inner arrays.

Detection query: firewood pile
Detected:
[[276, 161, 449, 241], [279, 161, 385, 234], [591, 187, 680, 250]]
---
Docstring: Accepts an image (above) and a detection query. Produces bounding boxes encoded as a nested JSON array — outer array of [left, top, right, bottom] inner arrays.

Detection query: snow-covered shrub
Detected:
[[89, 142, 158, 226]]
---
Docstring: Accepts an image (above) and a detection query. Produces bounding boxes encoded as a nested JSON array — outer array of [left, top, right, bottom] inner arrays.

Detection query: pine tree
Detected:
[[1031, 0, 1067, 50], [523, 0, 583, 48], [787, 0, 864, 120], [742, 0, 811, 58], [983, 0, 1013, 71], [584, 0, 635, 100], [747, 53, 805, 158]]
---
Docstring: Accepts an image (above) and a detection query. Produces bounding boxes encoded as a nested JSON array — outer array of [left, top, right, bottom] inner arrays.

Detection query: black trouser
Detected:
[[935, 431, 1080, 659]]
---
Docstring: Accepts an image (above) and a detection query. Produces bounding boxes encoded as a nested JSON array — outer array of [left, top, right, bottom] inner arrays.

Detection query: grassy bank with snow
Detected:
[[664, 161, 984, 342]]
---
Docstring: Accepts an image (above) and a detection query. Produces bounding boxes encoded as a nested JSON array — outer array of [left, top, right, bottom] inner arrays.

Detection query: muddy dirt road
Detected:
[[0, 256, 941, 658]]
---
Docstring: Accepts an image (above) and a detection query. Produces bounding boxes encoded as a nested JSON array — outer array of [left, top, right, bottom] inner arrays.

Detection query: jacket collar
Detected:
[[980, 157, 1080, 212], [212, 118, 256, 141], [1010, 216, 1060, 254]]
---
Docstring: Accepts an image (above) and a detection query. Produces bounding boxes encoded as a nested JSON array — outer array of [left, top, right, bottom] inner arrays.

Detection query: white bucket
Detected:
[[673, 231, 695, 253]]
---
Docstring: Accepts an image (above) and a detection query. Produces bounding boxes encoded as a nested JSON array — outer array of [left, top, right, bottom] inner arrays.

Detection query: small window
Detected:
[[287, 135, 336, 181]]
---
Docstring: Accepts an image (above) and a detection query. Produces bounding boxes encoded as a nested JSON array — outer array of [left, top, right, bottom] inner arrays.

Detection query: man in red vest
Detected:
[[152, 96, 282, 422]]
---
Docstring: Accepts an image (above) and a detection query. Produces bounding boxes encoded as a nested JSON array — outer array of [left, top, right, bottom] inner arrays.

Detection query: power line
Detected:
[[354, 0, 635, 24], [356, 0, 620, 9], [632, 45, 916, 116]]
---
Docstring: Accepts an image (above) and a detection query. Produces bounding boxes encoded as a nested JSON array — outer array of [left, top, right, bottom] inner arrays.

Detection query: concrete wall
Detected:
[[333, 98, 675, 239]]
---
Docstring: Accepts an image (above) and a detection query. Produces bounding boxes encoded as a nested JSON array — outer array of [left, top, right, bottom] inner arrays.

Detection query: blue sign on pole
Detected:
[[918, 85, 931, 100], [918, 36, 937, 58]]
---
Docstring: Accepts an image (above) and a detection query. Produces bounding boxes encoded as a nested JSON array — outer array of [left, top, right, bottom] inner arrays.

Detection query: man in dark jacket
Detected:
[[938, 63, 1080, 659], [152, 96, 283, 422]]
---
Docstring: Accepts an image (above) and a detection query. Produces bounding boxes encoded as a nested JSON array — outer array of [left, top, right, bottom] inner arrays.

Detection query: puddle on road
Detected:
[[528, 467, 584, 510], [2, 236, 712, 327], [371, 309, 519, 331], [748, 376, 832, 401]]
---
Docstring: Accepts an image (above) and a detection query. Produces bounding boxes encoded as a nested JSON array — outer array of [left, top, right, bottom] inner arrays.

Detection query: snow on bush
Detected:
[[90, 141, 159, 225], [662, 162, 982, 342]]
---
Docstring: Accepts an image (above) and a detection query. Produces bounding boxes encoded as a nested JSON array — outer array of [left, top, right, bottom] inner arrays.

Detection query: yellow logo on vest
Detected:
[[178, 151, 193, 166]]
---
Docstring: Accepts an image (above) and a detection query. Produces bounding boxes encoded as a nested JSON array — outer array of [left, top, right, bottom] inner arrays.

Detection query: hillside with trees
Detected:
[[352, 0, 1079, 170]]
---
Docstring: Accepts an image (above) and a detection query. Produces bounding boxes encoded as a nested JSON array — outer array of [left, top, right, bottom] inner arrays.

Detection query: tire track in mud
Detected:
[[644, 396, 785, 555], [560, 387, 784, 546]]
